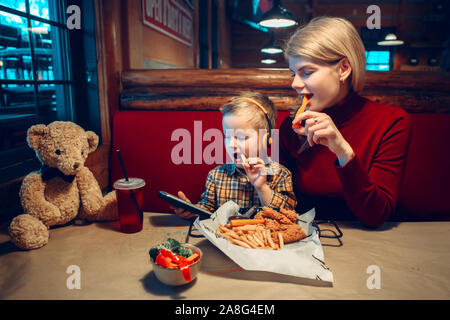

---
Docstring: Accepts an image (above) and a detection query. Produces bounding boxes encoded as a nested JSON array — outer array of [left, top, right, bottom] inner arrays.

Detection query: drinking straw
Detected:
[[116, 150, 143, 219], [116, 149, 129, 181]]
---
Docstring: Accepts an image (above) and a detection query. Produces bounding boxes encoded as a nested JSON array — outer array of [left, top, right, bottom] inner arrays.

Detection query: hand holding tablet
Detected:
[[158, 191, 211, 219]]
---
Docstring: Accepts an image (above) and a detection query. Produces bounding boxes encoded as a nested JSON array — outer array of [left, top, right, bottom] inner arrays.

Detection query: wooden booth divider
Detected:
[[120, 69, 450, 113]]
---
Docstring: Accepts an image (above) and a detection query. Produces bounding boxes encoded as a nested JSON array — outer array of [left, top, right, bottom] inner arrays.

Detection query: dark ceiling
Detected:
[[225, 0, 449, 69]]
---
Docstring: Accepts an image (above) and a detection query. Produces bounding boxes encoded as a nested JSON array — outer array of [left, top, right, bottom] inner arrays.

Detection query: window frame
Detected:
[[0, 0, 102, 184]]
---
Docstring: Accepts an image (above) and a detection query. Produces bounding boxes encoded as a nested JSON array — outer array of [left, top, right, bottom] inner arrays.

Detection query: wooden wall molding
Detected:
[[121, 69, 450, 113], [93, 0, 124, 190]]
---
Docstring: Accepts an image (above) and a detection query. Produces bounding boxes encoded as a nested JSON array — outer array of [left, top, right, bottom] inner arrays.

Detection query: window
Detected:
[[0, 0, 100, 183], [365, 50, 391, 71]]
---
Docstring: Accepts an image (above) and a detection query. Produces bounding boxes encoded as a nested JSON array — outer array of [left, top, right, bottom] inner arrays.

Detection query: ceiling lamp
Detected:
[[258, 0, 297, 28], [377, 33, 404, 46], [261, 33, 283, 54], [261, 55, 277, 64]]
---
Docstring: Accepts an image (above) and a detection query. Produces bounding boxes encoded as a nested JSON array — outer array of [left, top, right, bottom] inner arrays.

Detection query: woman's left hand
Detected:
[[292, 110, 355, 165]]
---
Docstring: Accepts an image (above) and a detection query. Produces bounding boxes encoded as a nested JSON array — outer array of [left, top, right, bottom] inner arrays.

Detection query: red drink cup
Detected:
[[113, 178, 146, 233]]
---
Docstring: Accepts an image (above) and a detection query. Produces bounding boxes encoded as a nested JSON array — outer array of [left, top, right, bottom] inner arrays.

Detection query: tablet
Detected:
[[158, 191, 212, 219]]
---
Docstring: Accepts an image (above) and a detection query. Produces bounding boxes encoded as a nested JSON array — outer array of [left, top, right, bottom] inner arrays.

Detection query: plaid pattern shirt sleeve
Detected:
[[196, 170, 217, 212], [195, 163, 297, 213], [266, 163, 297, 210]]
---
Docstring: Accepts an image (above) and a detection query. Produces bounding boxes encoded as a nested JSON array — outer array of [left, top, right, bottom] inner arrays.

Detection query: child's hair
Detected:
[[220, 92, 277, 131], [283, 16, 366, 93]]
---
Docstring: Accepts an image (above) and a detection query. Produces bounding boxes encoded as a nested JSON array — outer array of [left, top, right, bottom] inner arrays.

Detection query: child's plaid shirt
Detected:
[[196, 161, 297, 213]]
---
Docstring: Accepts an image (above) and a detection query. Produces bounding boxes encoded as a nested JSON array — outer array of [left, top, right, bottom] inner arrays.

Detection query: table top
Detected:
[[1, 212, 449, 300]]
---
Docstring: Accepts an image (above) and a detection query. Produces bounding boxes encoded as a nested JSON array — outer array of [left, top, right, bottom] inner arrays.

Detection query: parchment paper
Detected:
[[194, 201, 333, 283]]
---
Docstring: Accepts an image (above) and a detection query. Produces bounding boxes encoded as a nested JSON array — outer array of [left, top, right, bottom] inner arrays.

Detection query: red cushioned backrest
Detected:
[[112, 111, 291, 213], [396, 113, 450, 221], [112, 111, 450, 220]]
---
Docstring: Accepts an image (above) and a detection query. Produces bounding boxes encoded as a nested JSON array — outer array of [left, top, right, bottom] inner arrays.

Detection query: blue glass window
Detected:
[[365, 50, 391, 71]]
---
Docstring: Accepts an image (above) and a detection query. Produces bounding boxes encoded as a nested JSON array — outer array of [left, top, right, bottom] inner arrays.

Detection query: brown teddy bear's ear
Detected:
[[27, 124, 48, 150], [86, 131, 99, 153]]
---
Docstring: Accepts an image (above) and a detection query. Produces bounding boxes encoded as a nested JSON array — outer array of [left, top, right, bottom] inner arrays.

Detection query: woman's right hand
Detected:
[[170, 191, 198, 219], [292, 110, 355, 166]]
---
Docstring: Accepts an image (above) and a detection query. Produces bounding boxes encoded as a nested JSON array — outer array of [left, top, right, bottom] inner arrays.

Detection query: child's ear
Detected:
[[86, 131, 99, 153], [260, 131, 271, 155], [27, 124, 48, 150]]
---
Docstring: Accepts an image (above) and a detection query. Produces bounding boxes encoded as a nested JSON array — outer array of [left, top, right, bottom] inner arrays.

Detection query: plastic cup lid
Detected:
[[113, 178, 146, 190]]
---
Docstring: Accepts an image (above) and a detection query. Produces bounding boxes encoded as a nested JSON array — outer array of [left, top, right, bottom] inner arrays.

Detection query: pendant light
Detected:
[[261, 55, 277, 64], [261, 33, 283, 54], [377, 33, 404, 46], [377, 4, 404, 46], [258, 0, 297, 28]]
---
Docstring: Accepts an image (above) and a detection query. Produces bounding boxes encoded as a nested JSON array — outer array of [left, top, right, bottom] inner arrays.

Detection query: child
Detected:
[[173, 92, 297, 219]]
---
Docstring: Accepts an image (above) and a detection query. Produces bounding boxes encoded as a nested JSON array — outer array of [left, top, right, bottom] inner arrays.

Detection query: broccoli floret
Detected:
[[173, 246, 193, 258], [149, 238, 185, 260], [149, 248, 159, 261], [164, 238, 181, 250]]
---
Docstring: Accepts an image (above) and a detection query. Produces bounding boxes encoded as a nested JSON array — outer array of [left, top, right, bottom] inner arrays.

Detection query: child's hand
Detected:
[[242, 157, 267, 190], [169, 191, 198, 219]]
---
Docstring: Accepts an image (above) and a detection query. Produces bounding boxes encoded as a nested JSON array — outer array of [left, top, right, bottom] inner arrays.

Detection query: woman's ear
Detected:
[[339, 57, 352, 82]]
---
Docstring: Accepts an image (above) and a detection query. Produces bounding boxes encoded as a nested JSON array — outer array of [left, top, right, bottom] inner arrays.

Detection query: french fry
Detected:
[[256, 228, 265, 243], [218, 225, 231, 234], [227, 231, 243, 241], [238, 235, 255, 248], [221, 228, 236, 236], [267, 230, 277, 250], [261, 229, 268, 247], [249, 233, 264, 247], [278, 232, 284, 249], [233, 225, 258, 232], [216, 213, 299, 250], [292, 96, 311, 129], [230, 238, 252, 249], [244, 234, 259, 248], [217, 226, 242, 242], [220, 233, 233, 241]]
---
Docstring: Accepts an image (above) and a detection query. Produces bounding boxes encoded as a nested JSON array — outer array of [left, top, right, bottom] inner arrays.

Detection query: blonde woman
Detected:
[[279, 17, 411, 228]]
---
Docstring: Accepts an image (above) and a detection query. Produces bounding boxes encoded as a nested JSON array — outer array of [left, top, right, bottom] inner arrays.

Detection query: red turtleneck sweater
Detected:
[[279, 92, 411, 228]]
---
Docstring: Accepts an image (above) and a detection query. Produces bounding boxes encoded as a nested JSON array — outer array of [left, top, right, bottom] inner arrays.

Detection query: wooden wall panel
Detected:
[[122, 0, 197, 69], [120, 69, 450, 113]]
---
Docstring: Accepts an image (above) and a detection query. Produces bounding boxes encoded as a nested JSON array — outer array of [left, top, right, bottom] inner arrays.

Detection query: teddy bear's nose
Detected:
[[73, 162, 80, 169]]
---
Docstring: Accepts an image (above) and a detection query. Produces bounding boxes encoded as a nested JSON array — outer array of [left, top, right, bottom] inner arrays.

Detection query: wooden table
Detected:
[[1, 212, 449, 300]]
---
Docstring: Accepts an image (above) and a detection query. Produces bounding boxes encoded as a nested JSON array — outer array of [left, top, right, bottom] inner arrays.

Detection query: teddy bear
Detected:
[[8, 121, 118, 250]]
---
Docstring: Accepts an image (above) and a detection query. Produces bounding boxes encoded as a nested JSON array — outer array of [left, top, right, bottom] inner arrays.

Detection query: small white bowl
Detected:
[[150, 243, 203, 286]]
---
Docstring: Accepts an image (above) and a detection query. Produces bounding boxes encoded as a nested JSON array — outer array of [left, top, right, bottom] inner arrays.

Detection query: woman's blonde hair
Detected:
[[220, 92, 277, 131], [284, 16, 366, 92]]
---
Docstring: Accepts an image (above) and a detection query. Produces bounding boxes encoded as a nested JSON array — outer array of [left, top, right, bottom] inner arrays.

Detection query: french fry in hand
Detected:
[[292, 96, 311, 129]]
